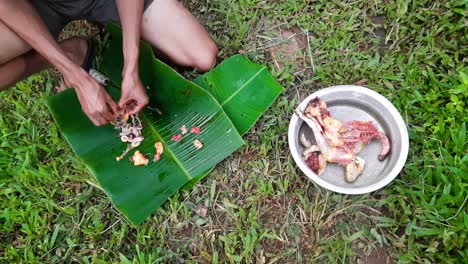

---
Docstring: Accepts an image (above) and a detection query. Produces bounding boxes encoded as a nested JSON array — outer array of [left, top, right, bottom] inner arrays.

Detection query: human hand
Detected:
[[118, 73, 149, 115], [64, 67, 119, 126]]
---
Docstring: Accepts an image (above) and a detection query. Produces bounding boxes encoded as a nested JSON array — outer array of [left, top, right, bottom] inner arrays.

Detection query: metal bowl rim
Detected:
[[288, 85, 409, 194]]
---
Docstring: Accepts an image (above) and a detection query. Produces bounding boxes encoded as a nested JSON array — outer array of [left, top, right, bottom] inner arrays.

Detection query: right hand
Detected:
[[64, 67, 120, 126]]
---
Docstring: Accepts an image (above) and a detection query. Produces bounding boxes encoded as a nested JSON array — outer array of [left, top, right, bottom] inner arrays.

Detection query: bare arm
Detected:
[[115, 0, 149, 114], [116, 0, 144, 77], [0, 0, 118, 125]]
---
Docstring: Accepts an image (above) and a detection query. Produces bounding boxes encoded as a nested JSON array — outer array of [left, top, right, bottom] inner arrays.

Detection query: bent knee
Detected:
[[191, 42, 218, 72]]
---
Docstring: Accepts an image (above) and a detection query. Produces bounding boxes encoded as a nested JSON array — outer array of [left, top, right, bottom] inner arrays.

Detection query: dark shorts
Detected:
[[31, 0, 154, 38]]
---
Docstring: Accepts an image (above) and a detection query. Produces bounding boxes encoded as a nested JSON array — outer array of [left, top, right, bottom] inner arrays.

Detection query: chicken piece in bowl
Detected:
[[288, 85, 409, 194]]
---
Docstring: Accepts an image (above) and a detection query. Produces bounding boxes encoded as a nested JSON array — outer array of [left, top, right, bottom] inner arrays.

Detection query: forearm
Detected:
[[0, 0, 80, 76], [115, 0, 144, 77]]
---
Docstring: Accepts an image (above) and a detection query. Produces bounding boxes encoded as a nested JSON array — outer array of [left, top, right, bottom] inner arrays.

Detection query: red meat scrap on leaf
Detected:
[[191, 126, 201, 134], [181, 125, 188, 135], [172, 134, 183, 141]]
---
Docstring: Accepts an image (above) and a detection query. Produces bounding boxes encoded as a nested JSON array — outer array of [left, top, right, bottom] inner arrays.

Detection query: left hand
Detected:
[[118, 73, 149, 115]]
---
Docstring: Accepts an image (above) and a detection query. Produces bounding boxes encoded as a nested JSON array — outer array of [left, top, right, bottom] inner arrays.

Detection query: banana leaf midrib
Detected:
[[220, 66, 267, 107], [138, 113, 193, 180]]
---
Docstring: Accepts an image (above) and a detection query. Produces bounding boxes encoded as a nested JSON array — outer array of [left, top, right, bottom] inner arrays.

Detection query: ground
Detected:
[[0, 0, 467, 263]]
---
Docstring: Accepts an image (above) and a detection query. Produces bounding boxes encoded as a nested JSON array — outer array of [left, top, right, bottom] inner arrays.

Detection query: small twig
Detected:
[[100, 219, 121, 234], [270, 51, 281, 71]]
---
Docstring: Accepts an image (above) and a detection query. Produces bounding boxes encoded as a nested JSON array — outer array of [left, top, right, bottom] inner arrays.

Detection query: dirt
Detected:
[[260, 197, 289, 228], [173, 222, 195, 239], [359, 246, 395, 264], [258, 197, 290, 256], [357, 15, 391, 56], [351, 202, 396, 264], [266, 25, 309, 71], [370, 15, 391, 56]]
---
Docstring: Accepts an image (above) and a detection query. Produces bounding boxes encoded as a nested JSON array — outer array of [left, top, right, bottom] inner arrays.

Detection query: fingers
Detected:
[[106, 93, 120, 118], [117, 97, 126, 111], [100, 110, 115, 124], [93, 113, 108, 126], [124, 101, 148, 115], [91, 108, 115, 126], [84, 108, 106, 126], [119, 95, 149, 115], [133, 99, 149, 115], [118, 77, 149, 115], [89, 95, 119, 126], [97, 104, 119, 126], [77, 96, 106, 126], [88, 116, 101, 126], [74, 75, 122, 126], [119, 99, 139, 115], [88, 102, 119, 127]]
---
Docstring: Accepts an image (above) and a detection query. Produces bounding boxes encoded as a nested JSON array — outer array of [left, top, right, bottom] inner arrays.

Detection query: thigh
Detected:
[[0, 1, 67, 65], [0, 20, 31, 64], [140, 0, 217, 70]]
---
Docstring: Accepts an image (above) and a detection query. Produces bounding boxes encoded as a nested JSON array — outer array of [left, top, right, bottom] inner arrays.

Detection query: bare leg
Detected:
[[0, 20, 31, 65], [0, 37, 89, 91], [141, 0, 218, 72]]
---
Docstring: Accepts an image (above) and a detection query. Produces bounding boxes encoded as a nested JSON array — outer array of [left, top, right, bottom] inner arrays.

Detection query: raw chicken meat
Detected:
[[113, 114, 144, 161], [154, 142, 164, 161], [340, 121, 390, 161], [181, 125, 188, 135], [296, 97, 391, 182], [191, 126, 201, 134], [193, 139, 203, 149], [130, 150, 149, 166], [304, 97, 343, 147]]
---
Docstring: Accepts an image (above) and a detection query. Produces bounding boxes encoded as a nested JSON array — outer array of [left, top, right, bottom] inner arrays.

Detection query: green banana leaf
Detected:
[[46, 25, 283, 225], [99, 25, 283, 190], [184, 56, 284, 189], [194, 55, 283, 136]]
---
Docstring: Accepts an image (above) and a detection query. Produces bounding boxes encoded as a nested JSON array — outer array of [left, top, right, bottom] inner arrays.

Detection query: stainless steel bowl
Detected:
[[288, 85, 409, 194]]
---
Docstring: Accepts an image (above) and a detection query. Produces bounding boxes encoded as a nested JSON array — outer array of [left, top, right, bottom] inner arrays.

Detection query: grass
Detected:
[[1, 0, 467, 263]]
